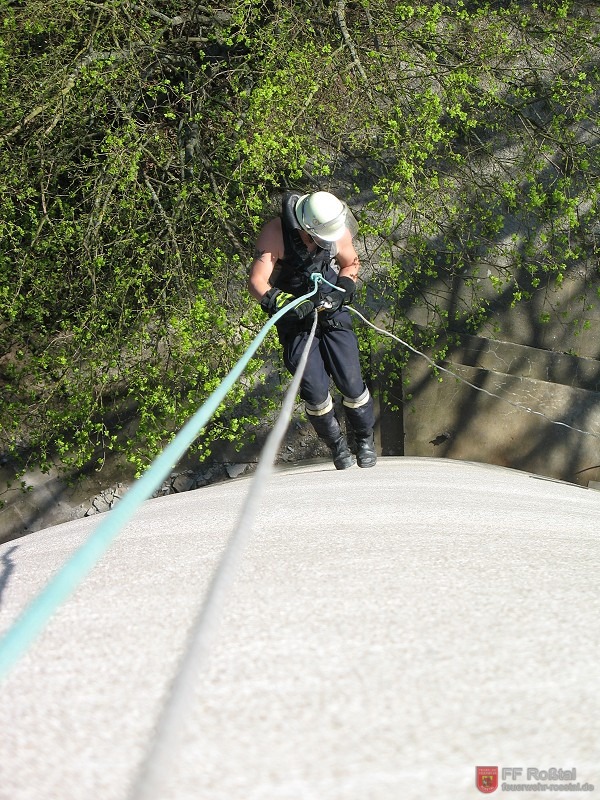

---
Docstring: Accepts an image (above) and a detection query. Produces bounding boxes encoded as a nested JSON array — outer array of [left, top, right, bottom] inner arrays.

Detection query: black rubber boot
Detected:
[[355, 433, 377, 468], [329, 435, 356, 470], [307, 406, 356, 469]]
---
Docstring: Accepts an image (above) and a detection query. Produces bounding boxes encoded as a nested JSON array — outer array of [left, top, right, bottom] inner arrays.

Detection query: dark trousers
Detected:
[[278, 311, 375, 442]]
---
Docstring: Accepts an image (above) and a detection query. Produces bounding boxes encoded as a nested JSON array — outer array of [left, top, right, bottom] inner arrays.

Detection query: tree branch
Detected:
[[1, 48, 141, 143], [143, 173, 184, 273], [335, 1, 369, 85]]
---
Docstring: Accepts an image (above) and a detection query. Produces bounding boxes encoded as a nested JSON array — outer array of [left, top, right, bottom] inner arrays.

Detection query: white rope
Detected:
[[129, 312, 319, 800], [349, 306, 600, 441]]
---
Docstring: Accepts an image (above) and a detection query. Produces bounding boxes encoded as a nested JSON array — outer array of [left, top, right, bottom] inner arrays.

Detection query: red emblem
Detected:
[[476, 766, 498, 793]]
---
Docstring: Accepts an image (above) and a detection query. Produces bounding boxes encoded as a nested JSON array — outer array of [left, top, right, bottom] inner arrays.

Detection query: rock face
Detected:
[[83, 464, 230, 518], [0, 462, 232, 543]]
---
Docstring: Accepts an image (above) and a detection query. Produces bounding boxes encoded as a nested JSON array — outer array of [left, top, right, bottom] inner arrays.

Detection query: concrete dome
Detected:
[[1, 457, 599, 799]]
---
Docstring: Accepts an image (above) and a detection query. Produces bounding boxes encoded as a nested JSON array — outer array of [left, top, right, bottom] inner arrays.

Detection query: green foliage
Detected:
[[333, 0, 600, 379], [0, 0, 599, 482]]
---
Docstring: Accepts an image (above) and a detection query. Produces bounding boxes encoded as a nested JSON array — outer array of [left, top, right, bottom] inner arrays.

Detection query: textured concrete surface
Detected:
[[1, 457, 599, 800]]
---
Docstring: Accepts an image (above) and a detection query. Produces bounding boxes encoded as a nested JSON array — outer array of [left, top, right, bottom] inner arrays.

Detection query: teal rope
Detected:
[[0, 283, 320, 681]]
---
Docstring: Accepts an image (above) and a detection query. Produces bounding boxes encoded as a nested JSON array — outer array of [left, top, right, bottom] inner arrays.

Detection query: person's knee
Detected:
[[305, 393, 334, 418], [342, 385, 371, 411]]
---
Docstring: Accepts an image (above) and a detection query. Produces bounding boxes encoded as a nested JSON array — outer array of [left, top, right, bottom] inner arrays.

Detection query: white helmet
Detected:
[[295, 191, 350, 243]]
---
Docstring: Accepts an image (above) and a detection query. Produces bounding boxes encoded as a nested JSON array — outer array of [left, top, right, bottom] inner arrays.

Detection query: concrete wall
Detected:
[[397, 333, 600, 487]]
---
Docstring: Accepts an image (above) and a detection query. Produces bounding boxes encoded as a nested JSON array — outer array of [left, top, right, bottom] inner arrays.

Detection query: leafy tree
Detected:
[[0, 0, 598, 482]]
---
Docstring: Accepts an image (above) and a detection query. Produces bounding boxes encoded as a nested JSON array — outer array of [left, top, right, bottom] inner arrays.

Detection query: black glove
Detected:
[[336, 275, 356, 305], [260, 287, 314, 319], [316, 288, 344, 313], [317, 275, 356, 313]]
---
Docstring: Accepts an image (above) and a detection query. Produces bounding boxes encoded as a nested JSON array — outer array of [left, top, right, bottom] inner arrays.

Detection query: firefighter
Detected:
[[248, 190, 377, 469]]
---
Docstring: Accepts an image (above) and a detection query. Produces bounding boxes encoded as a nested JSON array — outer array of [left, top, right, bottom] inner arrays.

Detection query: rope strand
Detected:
[[349, 306, 600, 441], [0, 285, 320, 681], [129, 313, 319, 800]]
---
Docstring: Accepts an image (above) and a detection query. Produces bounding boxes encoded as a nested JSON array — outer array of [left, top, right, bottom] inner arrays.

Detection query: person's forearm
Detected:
[[338, 256, 359, 282], [248, 278, 269, 302]]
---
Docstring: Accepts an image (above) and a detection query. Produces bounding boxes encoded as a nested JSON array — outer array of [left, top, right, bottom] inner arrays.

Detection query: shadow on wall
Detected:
[[0, 545, 18, 610], [351, 159, 600, 486], [397, 335, 600, 486]]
